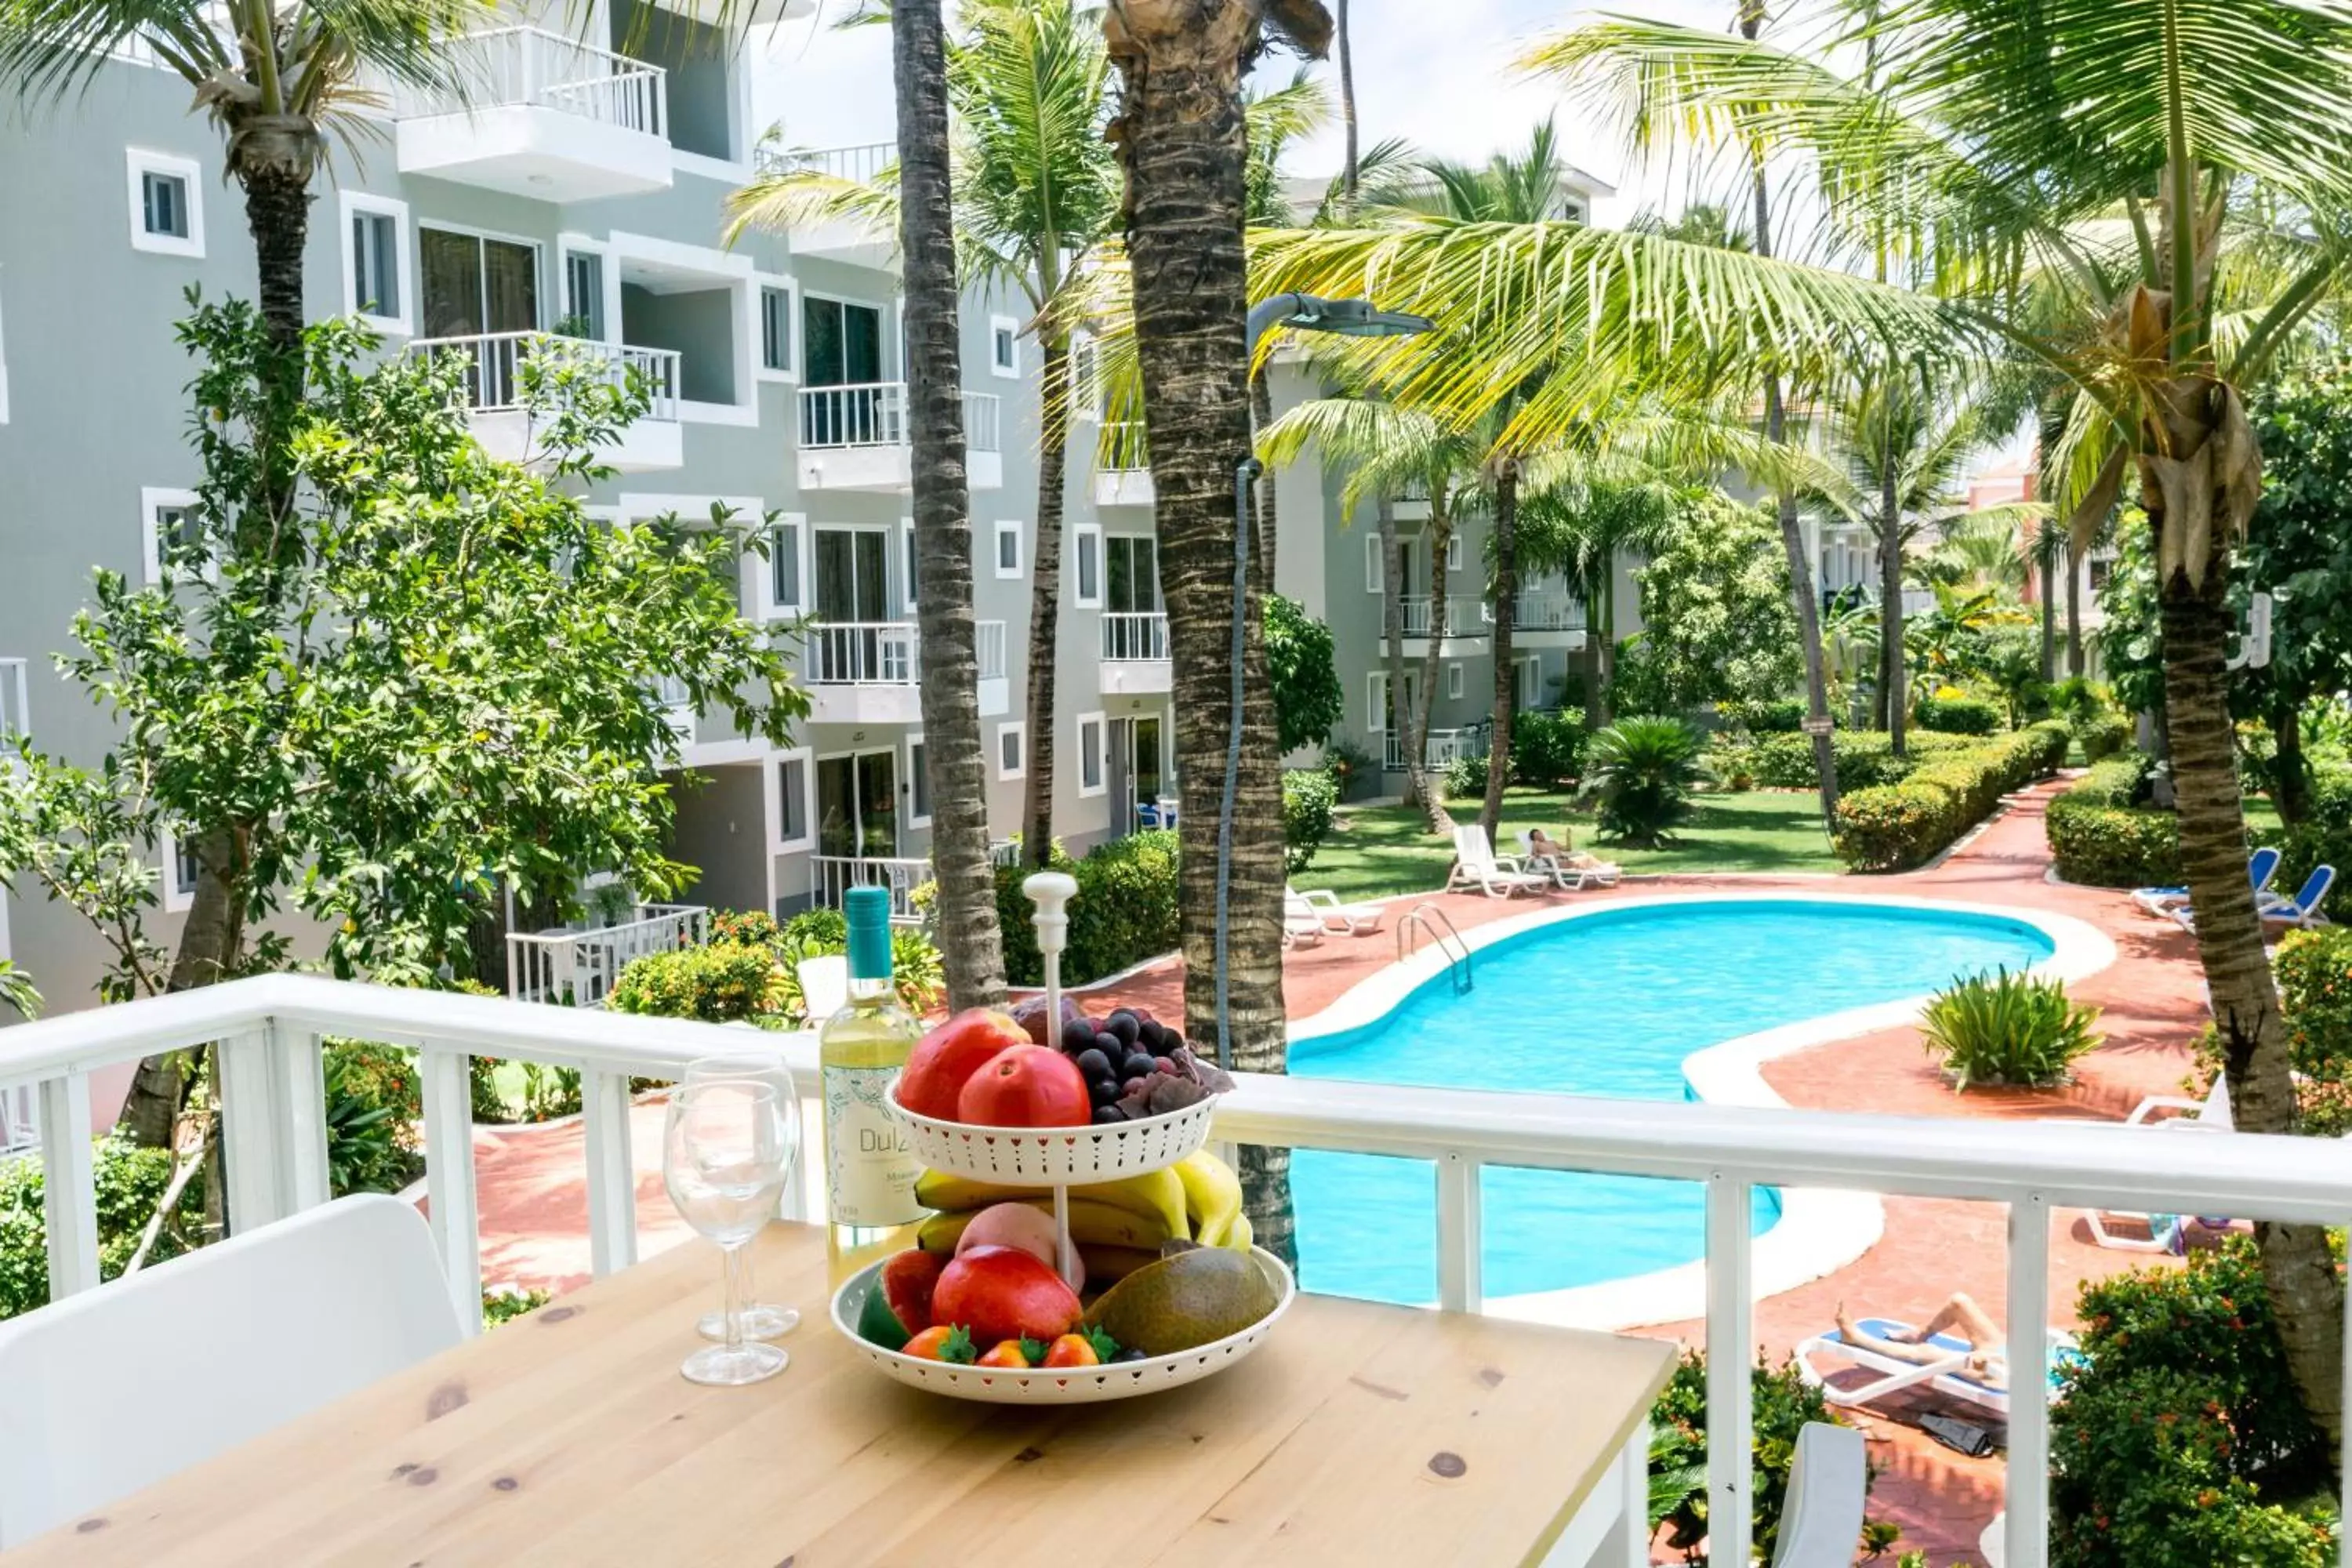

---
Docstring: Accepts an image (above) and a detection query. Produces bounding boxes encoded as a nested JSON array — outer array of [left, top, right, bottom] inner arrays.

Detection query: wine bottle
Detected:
[[819, 886, 924, 1280]]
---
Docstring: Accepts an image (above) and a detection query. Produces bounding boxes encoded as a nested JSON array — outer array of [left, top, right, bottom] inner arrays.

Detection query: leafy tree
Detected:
[[1, 302, 800, 1143], [1613, 492, 1801, 717], [1515, 480, 1674, 726], [1263, 595, 1341, 756]]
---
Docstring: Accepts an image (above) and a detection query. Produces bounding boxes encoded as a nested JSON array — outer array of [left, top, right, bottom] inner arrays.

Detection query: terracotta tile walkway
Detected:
[[468, 778, 2216, 1566]]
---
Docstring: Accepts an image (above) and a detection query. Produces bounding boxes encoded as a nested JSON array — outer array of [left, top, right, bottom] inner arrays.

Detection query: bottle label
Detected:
[[824, 1065, 922, 1227]]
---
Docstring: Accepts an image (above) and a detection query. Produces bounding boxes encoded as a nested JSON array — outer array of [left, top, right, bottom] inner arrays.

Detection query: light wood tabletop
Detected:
[[13, 1222, 1675, 1567]]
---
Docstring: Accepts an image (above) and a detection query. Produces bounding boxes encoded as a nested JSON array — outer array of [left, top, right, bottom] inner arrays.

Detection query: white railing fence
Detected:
[[798, 383, 1000, 452], [400, 27, 666, 137], [1494, 591, 1587, 633], [1100, 612, 1170, 662], [810, 855, 930, 923], [753, 139, 897, 185], [505, 903, 707, 1008], [976, 619, 1007, 682], [406, 332, 681, 422], [803, 622, 919, 685], [0, 657, 27, 741], [1098, 419, 1149, 472], [2, 975, 2350, 1568], [0, 1083, 35, 1158], [1385, 724, 1490, 773], [1396, 594, 1488, 640]]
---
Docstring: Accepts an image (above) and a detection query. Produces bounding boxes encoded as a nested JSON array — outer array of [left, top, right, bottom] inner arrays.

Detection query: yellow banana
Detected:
[[915, 1167, 1190, 1240], [1224, 1213, 1253, 1253], [1172, 1152, 1243, 1248], [916, 1199, 1173, 1254]]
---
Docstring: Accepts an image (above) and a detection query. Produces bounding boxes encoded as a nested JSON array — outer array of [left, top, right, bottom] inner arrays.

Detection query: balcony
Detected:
[[753, 141, 899, 265], [1487, 590, 1589, 649], [394, 27, 671, 201], [1388, 593, 1490, 649], [809, 855, 931, 924], [2, 971, 2339, 1566], [1099, 612, 1171, 695], [1384, 724, 1490, 773], [796, 383, 1004, 493], [1093, 420, 1153, 508], [800, 620, 1007, 724], [405, 332, 683, 472], [505, 904, 708, 1007]]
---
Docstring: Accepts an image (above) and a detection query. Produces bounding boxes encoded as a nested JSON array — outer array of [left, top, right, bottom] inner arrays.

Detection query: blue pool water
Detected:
[[1287, 900, 2055, 1304]]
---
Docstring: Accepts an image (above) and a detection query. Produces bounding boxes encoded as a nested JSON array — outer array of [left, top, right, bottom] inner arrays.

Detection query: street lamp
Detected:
[[1209, 295, 1435, 1068]]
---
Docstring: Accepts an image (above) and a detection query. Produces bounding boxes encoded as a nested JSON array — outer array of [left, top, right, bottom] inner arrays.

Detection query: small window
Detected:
[[760, 285, 793, 374], [1073, 524, 1102, 608], [564, 250, 604, 339], [341, 193, 410, 332], [775, 751, 811, 851], [1366, 535, 1384, 593], [141, 487, 202, 585], [161, 829, 199, 912], [1519, 656, 1543, 709], [1447, 662, 1465, 700], [126, 150, 203, 259], [1446, 534, 1464, 572], [907, 736, 931, 826], [768, 516, 804, 617], [989, 314, 1021, 379], [1367, 673, 1388, 732], [995, 519, 1024, 579], [1076, 714, 1105, 797], [996, 721, 1025, 781]]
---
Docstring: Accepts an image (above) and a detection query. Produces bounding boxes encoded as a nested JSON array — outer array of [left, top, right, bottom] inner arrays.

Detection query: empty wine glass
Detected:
[[684, 1051, 803, 1342], [663, 1080, 793, 1386]]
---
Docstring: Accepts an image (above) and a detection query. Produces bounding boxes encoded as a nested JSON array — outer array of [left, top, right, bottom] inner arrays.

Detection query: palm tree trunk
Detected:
[[1106, 1, 1294, 1267], [895, 0, 1006, 1014], [2066, 546, 2085, 677], [1592, 552, 1615, 727], [1022, 339, 1072, 866], [1413, 511, 1458, 834], [1479, 460, 1519, 842], [1250, 373, 1279, 586], [1336, 0, 1357, 204], [242, 162, 310, 357], [2274, 695, 2309, 827], [2149, 451, 2343, 1450], [1882, 517, 1906, 760]]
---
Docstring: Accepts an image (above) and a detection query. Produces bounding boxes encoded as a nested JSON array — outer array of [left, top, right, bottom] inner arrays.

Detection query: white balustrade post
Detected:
[[273, 1022, 331, 1215], [36, 1069, 100, 1299], [1705, 1174, 1755, 1568], [421, 1047, 485, 1335], [2005, 1193, 2051, 1568], [581, 1066, 638, 1279], [217, 1026, 299, 1233], [1436, 1151, 1482, 1313]]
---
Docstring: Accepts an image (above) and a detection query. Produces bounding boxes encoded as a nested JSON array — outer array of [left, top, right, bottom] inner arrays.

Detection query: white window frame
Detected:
[[1518, 655, 1544, 709], [1366, 672, 1388, 732], [126, 149, 204, 259], [1365, 534, 1385, 593], [753, 273, 800, 383], [996, 720, 1026, 782], [1446, 534, 1464, 572], [988, 314, 1022, 379], [556, 234, 617, 345], [905, 731, 932, 829], [341, 191, 414, 336], [1076, 712, 1107, 798], [160, 829, 199, 913], [768, 746, 815, 855], [993, 518, 1025, 580], [757, 511, 808, 619], [900, 517, 920, 613], [1447, 662, 1465, 700], [140, 486, 202, 586], [1072, 523, 1102, 608]]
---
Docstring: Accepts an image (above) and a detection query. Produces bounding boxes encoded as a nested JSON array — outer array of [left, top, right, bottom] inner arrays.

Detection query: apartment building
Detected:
[[0, 6, 1178, 1015]]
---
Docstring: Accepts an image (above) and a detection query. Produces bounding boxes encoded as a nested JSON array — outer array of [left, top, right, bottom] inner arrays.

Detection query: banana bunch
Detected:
[[913, 1151, 1251, 1260]]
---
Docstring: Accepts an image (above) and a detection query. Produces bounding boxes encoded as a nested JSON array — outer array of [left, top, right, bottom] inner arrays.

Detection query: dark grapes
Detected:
[[1088, 1077, 1121, 1107], [1121, 1052, 1156, 1081], [1107, 1013, 1142, 1048], [1075, 1047, 1112, 1081], [1093, 1031, 1124, 1059], [1092, 1104, 1128, 1125], [1153, 1056, 1176, 1076], [1062, 1020, 1098, 1056], [1113, 1347, 1149, 1363]]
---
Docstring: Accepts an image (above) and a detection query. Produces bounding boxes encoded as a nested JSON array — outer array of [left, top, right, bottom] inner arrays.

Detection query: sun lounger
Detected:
[[1794, 1316, 2076, 1418], [2174, 864, 2334, 933], [2085, 1078, 2234, 1252], [1444, 824, 1550, 898], [1515, 832, 1622, 891], [2132, 846, 2278, 916], [1287, 885, 1382, 936]]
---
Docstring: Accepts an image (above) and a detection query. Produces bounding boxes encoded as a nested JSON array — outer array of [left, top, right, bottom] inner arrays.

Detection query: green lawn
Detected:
[[1301, 786, 1845, 903]]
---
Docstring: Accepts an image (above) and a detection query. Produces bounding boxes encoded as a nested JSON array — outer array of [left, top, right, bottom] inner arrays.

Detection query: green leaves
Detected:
[[1920, 964, 2103, 1089]]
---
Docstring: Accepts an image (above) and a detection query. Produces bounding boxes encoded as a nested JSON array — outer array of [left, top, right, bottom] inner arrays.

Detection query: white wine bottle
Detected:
[[819, 886, 924, 1282]]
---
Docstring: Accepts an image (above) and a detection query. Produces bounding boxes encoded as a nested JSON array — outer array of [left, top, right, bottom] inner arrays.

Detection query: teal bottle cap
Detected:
[[844, 887, 894, 981]]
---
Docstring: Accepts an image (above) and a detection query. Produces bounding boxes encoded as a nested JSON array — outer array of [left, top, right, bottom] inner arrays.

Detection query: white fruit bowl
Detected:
[[886, 1086, 1217, 1183], [831, 1247, 1295, 1404]]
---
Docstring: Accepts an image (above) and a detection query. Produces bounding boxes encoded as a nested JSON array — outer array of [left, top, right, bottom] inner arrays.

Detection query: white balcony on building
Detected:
[[801, 619, 1007, 724], [405, 332, 683, 472], [1393, 482, 1432, 523], [1388, 593, 1491, 652], [1093, 421, 1153, 509], [1099, 612, 1171, 695], [1384, 724, 1490, 773], [753, 141, 899, 266], [796, 383, 1004, 493], [505, 903, 707, 1007], [394, 28, 672, 202], [976, 618, 1010, 718], [1489, 590, 1589, 651]]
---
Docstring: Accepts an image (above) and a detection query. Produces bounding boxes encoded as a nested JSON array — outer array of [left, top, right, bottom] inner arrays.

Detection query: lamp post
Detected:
[[1209, 295, 1433, 1067]]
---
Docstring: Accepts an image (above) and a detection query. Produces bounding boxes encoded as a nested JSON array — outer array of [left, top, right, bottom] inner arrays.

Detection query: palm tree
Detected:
[[1334, 0, 1356, 205], [891, 0, 1007, 1013], [1514, 480, 1674, 727], [1102, 0, 1333, 1268], [1528, 0, 2352, 1440]]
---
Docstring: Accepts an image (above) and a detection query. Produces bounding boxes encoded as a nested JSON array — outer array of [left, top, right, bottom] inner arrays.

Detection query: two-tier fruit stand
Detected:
[[827, 872, 1295, 1403]]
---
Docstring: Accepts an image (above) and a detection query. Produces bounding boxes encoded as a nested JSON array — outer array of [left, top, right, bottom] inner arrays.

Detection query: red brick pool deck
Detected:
[[470, 776, 2214, 1566]]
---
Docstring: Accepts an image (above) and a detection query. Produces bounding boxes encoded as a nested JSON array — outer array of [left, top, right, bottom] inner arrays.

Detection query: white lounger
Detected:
[[1794, 1316, 2076, 1418], [1288, 885, 1382, 935], [1444, 824, 1550, 898], [1515, 831, 1621, 891]]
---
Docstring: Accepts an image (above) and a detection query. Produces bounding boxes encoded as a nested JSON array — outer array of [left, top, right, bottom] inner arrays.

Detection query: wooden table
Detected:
[[16, 1224, 1675, 1567]]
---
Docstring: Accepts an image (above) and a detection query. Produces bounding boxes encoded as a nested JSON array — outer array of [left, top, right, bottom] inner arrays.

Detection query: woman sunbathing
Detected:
[[1836, 1294, 2006, 1383]]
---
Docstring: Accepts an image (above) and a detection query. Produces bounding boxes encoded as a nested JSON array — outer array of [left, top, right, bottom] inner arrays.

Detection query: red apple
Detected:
[[898, 1007, 1031, 1120], [956, 1045, 1091, 1128], [880, 1249, 944, 1334], [931, 1244, 1083, 1345]]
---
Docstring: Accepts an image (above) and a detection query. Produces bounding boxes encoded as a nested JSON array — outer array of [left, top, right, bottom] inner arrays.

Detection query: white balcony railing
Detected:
[[811, 855, 930, 922], [1395, 594, 1488, 640], [976, 619, 1007, 682], [753, 139, 897, 184], [1101, 612, 1169, 662], [0, 657, 27, 742], [3, 974, 2350, 1568], [506, 903, 708, 1008], [1098, 419, 1149, 472], [803, 622, 918, 685], [798, 383, 1003, 454], [1488, 591, 1588, 633], [398, 27, 666, 137], [406, 332, 681, 422], [1384, 724, 1490, 772]]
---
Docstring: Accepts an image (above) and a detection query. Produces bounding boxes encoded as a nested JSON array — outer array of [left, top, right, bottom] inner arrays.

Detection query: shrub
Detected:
[[710, 909, 786, 949], [324, 1042, 421, 1195], [1920, 966, 2101, 1088], [2047, 755, 2180, 887], [1511, 708, 1588, 785], [2269, 927, 2352, 1135], [0, 1135, 206, 1320], [1914, 694, 2003, 735], [1748, 728, 1974, 791], [781, 908, 848, 948], [2074, 710, 2135, 764], [610, 941, 782, 1022], [1831, 724, 2069, 871], [994, 842, 1079, 985], [1649, 1351, 1872, 1564], [766, 924, 943, 1023], [1586, 717, 1708, 845], [1283, 768, 1339, 874], [483, 1284, 554, 1328], [997, 833, 1181, 986], [1443, 750, 1497, 798], [1717, 697, 1806, 735]]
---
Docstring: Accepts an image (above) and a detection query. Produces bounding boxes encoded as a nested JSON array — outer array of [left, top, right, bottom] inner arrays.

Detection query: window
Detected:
[[1518, 656, 1544, 709], [1076, 713, 1106, 797], [1072, 524, 1102, 608], [758, 285, 794, 375], [1105, 535, 1158, 614], [141, 487, 201, 585], [564, 249, 605, 339], [989, 314, 1021, 379], [2089, 555, 2115, 593], [906, 735, 931, 826], [1446, 534, 1464, 572], [1366, 672, 1388, 732], [420, 226, 539, 339], [772, 750, 812, 852], [901, 518, 920, 612], [803, 295, 885, 387], [1447, 662, 1465, 700], [994, 519, 1025, 579], [341, 193, 412, 333], [996, 721, 1026, 781], [1365, 534, 1385, 593], [765, 514, 806, 618], [126, 150, 203, 258], [162, 829, 199, 913]]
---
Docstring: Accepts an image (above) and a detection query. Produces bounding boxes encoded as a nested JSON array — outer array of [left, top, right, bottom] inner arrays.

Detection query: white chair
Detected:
[[797, 954, 849, 1022], [1444, 824, 1550, 898], [1794, 1314, 2075, 1419], [1288, 885, 1382, 936], [0, 1194, 462, 1548], [1515, 831, 1621, 891], [1768, 1422, 1867, 1568], [2085, 1077, 2231, 1251]]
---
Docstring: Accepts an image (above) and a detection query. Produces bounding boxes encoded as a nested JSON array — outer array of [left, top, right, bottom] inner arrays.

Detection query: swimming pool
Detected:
[[1287, 898, 2057, 1306]]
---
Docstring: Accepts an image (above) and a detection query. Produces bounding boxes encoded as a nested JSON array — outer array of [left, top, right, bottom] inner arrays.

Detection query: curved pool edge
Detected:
[[1286, 891, 2119, 1333]]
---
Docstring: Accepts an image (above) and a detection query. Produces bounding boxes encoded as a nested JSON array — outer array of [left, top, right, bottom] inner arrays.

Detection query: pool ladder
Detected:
[[1396, 902, 1473, 995]]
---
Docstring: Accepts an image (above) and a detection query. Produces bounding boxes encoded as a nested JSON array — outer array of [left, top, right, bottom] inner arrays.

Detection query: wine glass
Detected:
[[684, 1051, 803, 1342], [662, 1080, 793, 1386]]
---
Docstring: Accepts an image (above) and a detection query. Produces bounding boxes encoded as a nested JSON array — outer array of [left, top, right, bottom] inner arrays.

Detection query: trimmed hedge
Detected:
[[1914, 694, 2002, 735], [2074, 710, 2134, 764], [1512, 707, 1588, 786], [2046, 754, 2180, 887], [997, 832, 1181, 987], [1831, 721, 2070, 871], [1749, 728, 1974, 791]]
